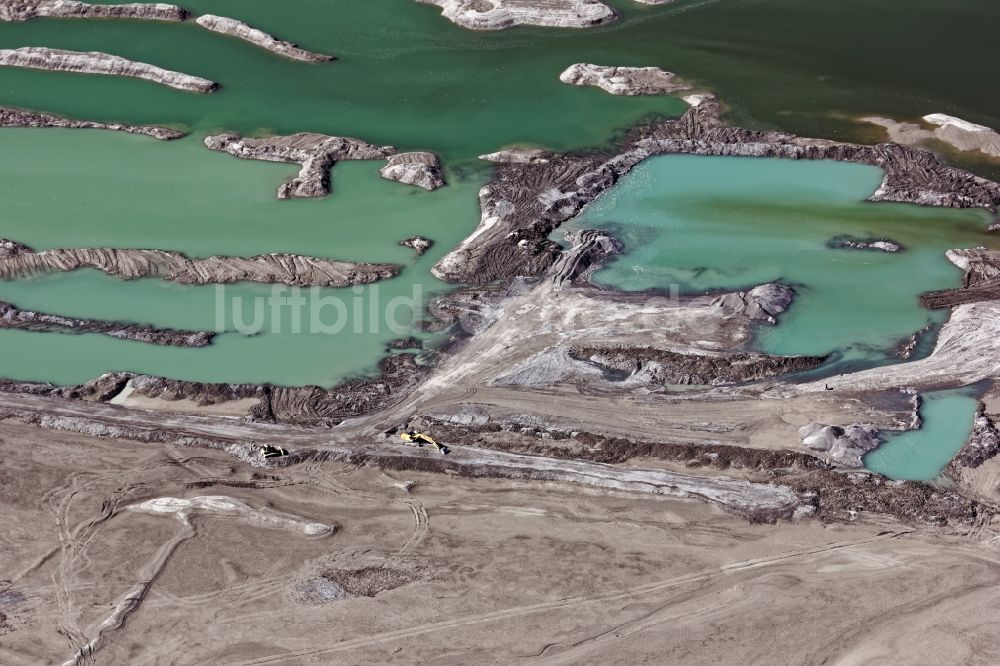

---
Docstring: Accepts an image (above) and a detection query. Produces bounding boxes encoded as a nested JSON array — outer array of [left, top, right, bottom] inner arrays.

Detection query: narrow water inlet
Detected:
[[863, 388, 980, 481]]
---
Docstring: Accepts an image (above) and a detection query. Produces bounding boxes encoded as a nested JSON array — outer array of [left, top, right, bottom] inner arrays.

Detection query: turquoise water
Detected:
[[1, 0, 998, 178], [864, 389, 979, 481], [0, 130, 482, 387], [559, 155, 993, 359], [0, 1, 998, 392]]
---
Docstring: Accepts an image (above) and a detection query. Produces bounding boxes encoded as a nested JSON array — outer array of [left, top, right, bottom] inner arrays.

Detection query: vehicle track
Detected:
[[234, 530, 911, 664]]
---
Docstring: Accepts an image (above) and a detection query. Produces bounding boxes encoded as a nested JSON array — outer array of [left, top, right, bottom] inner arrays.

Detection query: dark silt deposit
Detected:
[[827, 235, 904, 253]]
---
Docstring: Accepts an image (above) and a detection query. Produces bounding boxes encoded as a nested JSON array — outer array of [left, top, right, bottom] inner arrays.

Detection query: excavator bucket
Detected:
[[400, 431, 449, 455]]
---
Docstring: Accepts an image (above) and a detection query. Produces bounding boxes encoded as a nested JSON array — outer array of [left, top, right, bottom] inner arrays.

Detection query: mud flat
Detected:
[[863, 114, 1000, 159], [415, 0, 617, 30], [0, 300, 213, 347], [0, 388, 807, 520], [436, 100, 1000, 285], [194, 15, 334, 63], [203, 132, 395, 199], [0, 0, 187, 22], [0, 47, 218, 93], [9, 424, 999, 665], [0, 105, 184, 140], [0, 239, 400, 287], [559, 63, 691, 95]]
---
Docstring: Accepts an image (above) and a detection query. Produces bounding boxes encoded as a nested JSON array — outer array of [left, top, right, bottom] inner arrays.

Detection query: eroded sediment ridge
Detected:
[[380, 152, 446, 191], [0, 239, 400, 287], [569, 346, 827, 386], [0, 47, 218, 93], [921, 247, 1000, 308], [415, 0, 617, 31], [0, 105, 185, 140], [0, 1, 187, 22], [436, 99, 1000, 284], [0, 300, 214, 347], [195, 15, 334, 63], [864, 113, 1000, 159], [204, 132, 396, 199], [559, 63, 691, 96]]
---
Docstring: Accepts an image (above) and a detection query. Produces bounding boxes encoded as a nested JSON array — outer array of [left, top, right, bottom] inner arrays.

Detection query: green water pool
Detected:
[[2, 0, 998, 177], [864, 389, 980, 481], [0, 129, 482, 387], [559, 154, 993, 359]]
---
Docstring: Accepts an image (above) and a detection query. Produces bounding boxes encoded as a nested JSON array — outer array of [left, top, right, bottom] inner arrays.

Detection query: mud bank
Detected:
[[950, 402, 1000, 469], [400, 236, 433, 256], [194, 15, 334, 63], [379, 152, 445, 191], [0, 105, 184, 139], [569, 346, 826, 385], [435, 100, 1000, 284], [0, 1, 186, 22], [0, 239, 400, 287], [559, 63, 690, 96], [0, 47, 218, 93], [203, 132, 395, 199], [921, 247, 1000, 308], [864, 114, 1000, 159], [827, 235, 903, 253], [415, 0, 617, 31], [0, 352, 429, 427], [0, 300, 213, 347], [799, 301, 1000, 392]]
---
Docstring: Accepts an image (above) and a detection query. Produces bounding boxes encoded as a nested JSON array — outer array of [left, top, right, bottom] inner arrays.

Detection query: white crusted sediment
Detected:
[[0, 47, 218, 93], [0, 239, 400, 287], [194, 14, 334, 63], [414, 0, 617, 30], [559, 63, 691, 96], [379, 151, 446, 190], [203, 132, 395, 199], [0, 1, 187, 22], [862, 113, 1000, 158]]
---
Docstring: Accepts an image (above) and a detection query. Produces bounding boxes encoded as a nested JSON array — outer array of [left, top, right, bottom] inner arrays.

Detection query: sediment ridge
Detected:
[[0, 351, 429, 427], [379, 152, 446, 190], [559, 63, 691, 96], [863, 113, 1000, 159], [0, 1, 187, 22], [203, 132, 395, 199], [569, 345, 827, 386], [435, 99, 1000, 284], [413, 418, 988, 526], [0, 105, 185, 140], [0, 239, 400, 287], [827, 235, 903, 253], [921, 247, 1000, 308], [0, 300, 214, 347], [194, 15, 334, 63], [0, 47, 218, 93], [415, 0, 617, 31]]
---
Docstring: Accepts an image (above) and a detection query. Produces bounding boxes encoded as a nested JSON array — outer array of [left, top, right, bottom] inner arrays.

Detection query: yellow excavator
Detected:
[[400, 431, 449, 455]]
